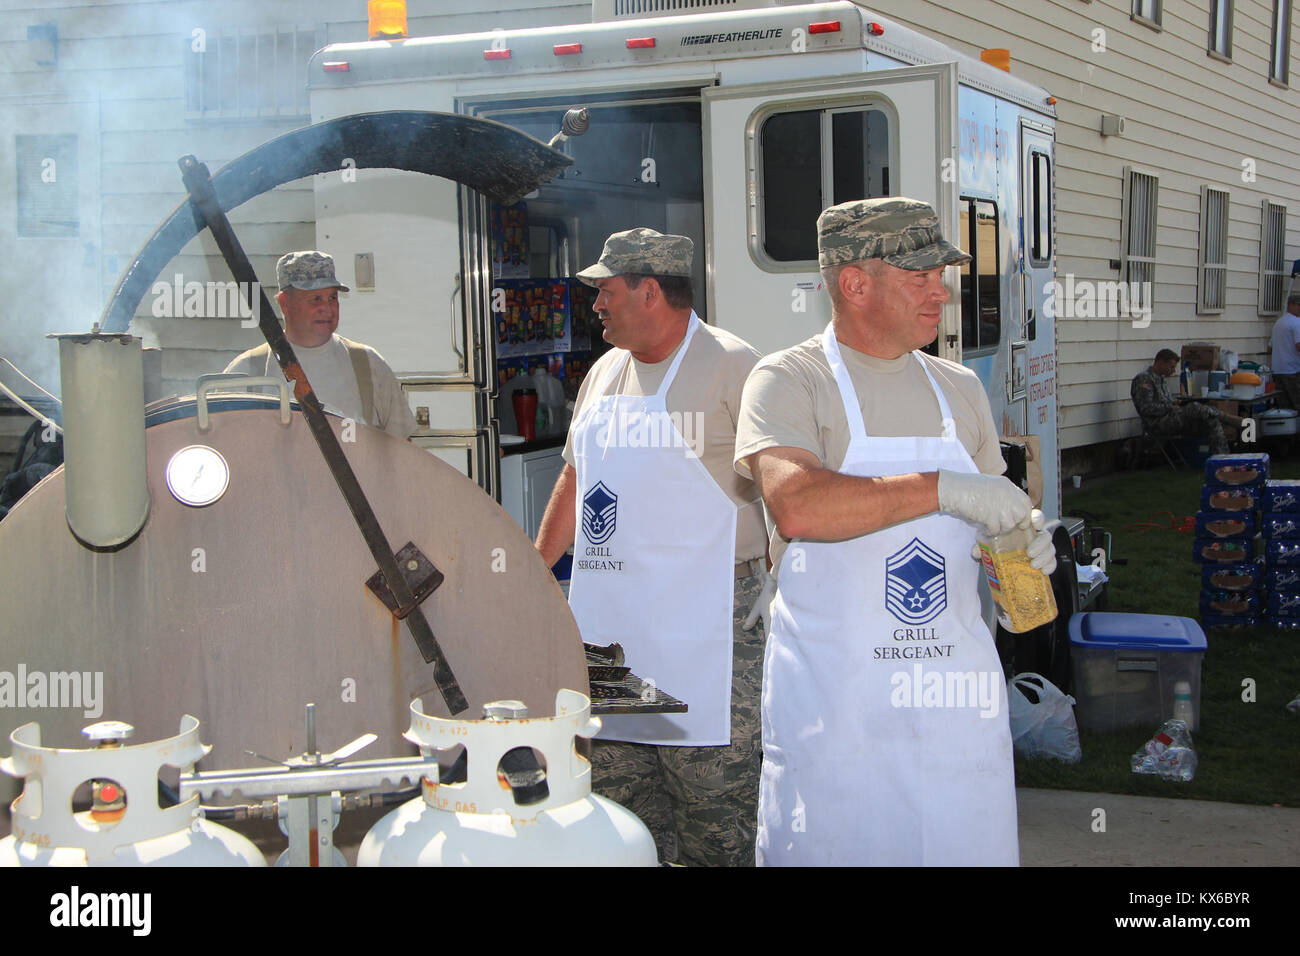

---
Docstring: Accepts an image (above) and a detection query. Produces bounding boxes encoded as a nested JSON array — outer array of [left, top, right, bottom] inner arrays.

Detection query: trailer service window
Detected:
[[959, 197, 1002, 354], [759, 107, 890, 263]]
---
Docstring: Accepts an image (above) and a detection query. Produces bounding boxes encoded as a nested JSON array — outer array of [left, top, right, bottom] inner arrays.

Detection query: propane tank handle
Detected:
[[195, 374, 294, 429]]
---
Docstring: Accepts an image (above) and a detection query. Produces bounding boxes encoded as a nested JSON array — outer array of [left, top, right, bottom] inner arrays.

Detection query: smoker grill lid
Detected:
[[99, 111, 573, 334]]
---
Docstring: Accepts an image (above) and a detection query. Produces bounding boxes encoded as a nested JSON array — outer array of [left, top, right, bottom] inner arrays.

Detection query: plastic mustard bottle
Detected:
[[977, 523, 1058, 633]]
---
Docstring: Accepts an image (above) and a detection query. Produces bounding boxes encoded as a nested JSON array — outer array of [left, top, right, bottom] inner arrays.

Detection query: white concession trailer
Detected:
[[306, 0, 1062, 520]]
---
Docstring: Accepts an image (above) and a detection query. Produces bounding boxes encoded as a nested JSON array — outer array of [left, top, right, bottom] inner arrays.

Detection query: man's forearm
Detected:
[[535, 463, 577, 567], [754, 451, 939, 541]]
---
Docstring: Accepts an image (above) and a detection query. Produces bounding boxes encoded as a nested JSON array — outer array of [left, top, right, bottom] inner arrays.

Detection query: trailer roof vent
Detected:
[[591, 0, 783, 22]]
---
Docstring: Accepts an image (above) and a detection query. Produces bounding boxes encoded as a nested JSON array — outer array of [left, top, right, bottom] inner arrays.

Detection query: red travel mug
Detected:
[[512, 388, 538, 441]]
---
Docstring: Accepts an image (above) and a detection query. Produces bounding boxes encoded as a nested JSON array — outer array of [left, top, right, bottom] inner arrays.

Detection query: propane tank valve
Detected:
[[84, 720, 134, 747], [483, 700, 528, 720], [84, 720, 134, 822]]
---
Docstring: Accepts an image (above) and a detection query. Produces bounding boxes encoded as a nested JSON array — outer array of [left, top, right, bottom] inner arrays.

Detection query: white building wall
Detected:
[[0, 0, 585, 398], [863, 0, 1299, 450], [4, 0, 1296, 447]]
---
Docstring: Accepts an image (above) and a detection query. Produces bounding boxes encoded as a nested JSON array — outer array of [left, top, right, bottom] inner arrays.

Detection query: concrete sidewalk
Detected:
[[1018, 788, 1299, 866]]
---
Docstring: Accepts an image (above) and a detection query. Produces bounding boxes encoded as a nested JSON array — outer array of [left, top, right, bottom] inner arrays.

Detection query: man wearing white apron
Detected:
[[734, 198, 1057, 865], [535, 228, 770, 865]]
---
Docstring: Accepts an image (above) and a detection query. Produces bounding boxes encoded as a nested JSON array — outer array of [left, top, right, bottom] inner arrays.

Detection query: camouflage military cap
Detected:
[[817, 197, 971, 270], [276, 251, 350, 292], [576, 228, 693, 286]]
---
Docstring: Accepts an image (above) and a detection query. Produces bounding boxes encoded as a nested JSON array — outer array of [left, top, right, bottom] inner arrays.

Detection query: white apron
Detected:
[[568, 314, 737, 745], [756, 325, 1018, 866]]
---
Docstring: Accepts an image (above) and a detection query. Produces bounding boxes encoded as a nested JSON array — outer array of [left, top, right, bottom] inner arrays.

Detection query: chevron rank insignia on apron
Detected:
[[885, 537, 948, 625], [582, 481, 619, 545]]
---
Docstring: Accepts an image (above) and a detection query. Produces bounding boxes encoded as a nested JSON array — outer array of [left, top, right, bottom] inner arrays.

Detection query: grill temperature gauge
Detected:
[[166, 444, 230, 507]]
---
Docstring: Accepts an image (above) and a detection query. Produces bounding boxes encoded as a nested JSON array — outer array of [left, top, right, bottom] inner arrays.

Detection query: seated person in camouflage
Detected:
[[1131, 348, 1243, 455]]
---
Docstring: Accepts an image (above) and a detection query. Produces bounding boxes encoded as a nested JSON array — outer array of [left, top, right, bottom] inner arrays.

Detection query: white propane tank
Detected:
[[0, 716, 265, 867], [358, 690, 658, 866]]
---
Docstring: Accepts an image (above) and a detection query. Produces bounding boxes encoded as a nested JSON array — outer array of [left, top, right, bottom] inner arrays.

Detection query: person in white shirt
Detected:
[[1270, 294, 1300, 410]]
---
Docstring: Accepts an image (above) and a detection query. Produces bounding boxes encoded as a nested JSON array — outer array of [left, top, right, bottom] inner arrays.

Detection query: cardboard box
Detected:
[[1181, 344, 1221, 370]]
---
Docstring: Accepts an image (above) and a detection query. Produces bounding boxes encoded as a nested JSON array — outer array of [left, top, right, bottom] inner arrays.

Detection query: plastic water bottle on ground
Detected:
[[1130, 719, 1197, 782]]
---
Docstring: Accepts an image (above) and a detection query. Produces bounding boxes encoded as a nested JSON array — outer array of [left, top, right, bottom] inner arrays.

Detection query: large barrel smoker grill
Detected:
[[0, 111, 675, 865]]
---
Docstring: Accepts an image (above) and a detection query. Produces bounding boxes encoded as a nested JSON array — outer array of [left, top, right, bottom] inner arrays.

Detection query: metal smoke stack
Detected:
[[48, 327, 149, 550]]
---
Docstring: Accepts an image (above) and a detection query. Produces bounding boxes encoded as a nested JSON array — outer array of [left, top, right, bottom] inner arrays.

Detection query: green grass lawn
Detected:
[[1012, 457, 1300, 807]]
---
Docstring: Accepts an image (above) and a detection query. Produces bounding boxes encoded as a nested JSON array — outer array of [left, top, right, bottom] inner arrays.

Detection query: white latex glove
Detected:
[[937, 470, 1032, 537], [1026, 509, 1060, 576], [743, 569, 777, 632]]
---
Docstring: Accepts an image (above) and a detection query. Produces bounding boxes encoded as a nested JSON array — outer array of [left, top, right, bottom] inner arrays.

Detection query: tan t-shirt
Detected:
[[224, 334, 417, 440], [734, 333, 1005, 570], [563, 318, 768, 562]]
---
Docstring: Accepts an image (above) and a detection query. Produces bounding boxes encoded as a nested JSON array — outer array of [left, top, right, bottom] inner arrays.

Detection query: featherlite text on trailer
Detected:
[[306, 0, 1061, 518]]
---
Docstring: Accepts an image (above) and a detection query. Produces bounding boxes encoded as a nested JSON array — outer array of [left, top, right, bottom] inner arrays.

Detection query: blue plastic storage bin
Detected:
[[1068, 613, 1206, 733]]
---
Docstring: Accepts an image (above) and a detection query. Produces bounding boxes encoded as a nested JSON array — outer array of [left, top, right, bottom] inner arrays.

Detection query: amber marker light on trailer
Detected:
[[554, 42, 583, 55], [625, 37, 656, 49], [981, 48, 1011, 71], [809, 20, 841, 34], [368, 0, 407, 40]]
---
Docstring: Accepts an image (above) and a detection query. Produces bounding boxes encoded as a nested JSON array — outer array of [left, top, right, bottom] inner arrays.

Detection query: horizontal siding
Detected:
[[2, 0, 1296, 436], [870, 0, 1300, 449], [101, 188, 312, 227], [0, 0, 584, 399], [101, 222, 313, 258]]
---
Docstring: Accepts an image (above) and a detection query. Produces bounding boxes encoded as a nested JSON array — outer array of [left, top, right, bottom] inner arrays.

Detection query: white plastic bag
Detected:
[[1007, 672, 1082, 763]]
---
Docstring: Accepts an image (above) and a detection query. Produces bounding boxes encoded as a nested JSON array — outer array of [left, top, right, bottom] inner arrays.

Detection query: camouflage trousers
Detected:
[[1146, 404, 1229, 454], [591, 568, 766, 867]]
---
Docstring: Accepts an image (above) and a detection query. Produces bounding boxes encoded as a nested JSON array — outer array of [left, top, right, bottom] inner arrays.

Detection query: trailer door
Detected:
[[311, 86, 493, 490], [702, 64, 960, 358], [1019, 119, 1059, 518]]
